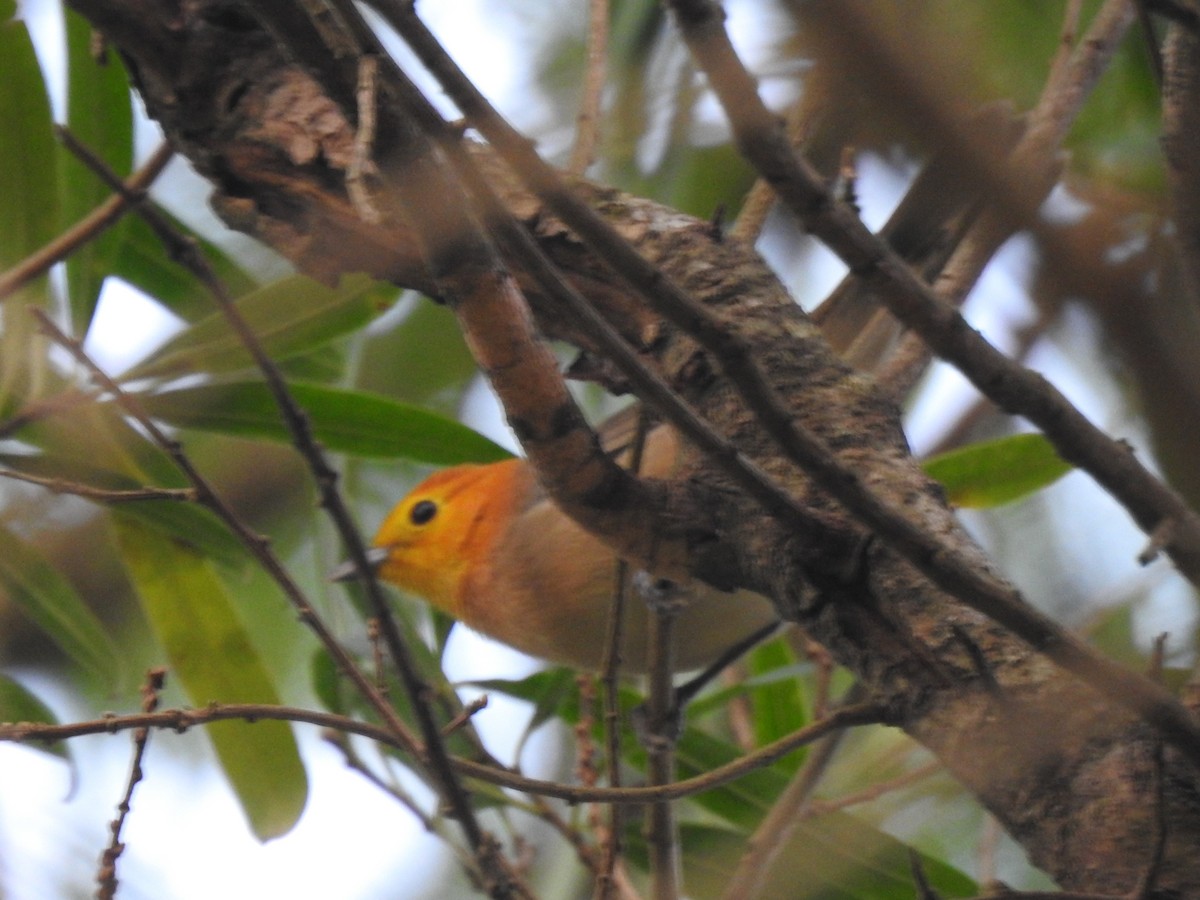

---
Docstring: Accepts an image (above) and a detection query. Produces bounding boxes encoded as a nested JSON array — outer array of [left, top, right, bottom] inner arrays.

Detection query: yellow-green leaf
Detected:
[[123, 273, 392, 380], [114, 516, 307, 840], [922, 433, 1072, 508]]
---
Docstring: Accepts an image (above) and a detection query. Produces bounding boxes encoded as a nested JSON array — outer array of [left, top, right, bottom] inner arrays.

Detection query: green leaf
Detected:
[[0, 673, 71, 762], [627, 815, 976, 899], [113, 516, 307, 840], [922, 433, 1072, 508], [744, 637, 808, 763], [11, 396, 183, 488], [0, 524, 122, 686], [111, 213, 258, 322], [124, 273, 394, 380], [310, 648, 345, 715], [0, 11, 60, 270], [469, 668, 578, 741], [116, 500, 250, 570], [62, 7, 134, 334], [664, 142, 757, 222], [136, 381, 512, 464], [355, 299, 478, 414]]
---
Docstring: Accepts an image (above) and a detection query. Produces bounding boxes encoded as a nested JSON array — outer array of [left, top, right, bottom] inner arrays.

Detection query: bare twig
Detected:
[[569, 0, 609, 174], [720, 683, 865, 900], [0, 700, 886, 805], [0, 468, 195, 503], [908, 849, 941, 900], [323, 729, 434, 827], [95, 667, 166, 900], [977, 814, 1002, 888], [643, 591, 680, 900], [596, 409, 651, 899], [0, 142, 174, 301], [803, 759, 944, 818], [347, 55, 383, 223]]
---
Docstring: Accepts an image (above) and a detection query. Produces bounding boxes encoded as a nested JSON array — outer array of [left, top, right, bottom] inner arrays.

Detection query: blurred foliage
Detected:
[[0, 0, 1189, 897], [923, 433, 1073, 508]]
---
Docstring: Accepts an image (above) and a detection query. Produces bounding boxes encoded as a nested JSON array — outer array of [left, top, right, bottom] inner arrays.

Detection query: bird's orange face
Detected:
[[370, 460, 525, 616]]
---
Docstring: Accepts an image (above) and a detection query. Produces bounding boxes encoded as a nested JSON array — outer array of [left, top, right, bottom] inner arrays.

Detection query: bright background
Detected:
[[1, 1, 1191, 897]]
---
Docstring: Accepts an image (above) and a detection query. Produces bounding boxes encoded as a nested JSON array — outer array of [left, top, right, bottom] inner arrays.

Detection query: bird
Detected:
[[340, 417, 779, 674]]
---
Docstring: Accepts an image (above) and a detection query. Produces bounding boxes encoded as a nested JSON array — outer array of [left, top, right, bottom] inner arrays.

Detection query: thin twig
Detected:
[[0, 468, 195, 502], [802, 759, 943, 818], [596, 409, 649, 899], [1050, 0, 1087, 95], [95, 667, 165, 900], [0, 700, 887, 805], [0, 142, 174, 301], [348, 55, 384, 223], [569, 0, 609, 174], [643, 593, 680, 900], [977, 815, 1002, 888], [721, 683, 865, 900], [731, 92, 820, 243], [323, 729, 434, 827]]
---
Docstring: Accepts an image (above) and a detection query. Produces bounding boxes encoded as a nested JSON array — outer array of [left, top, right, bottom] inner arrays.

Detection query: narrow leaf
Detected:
[[0, 10, 60, 269], [116, 500, 249, 570], [111, 213, 258, 322], [627, 816, 976, 899], [355, 300, 477, 412], [745, 637, 808, 761], [922, 433, 1072, 508], [63, 7, 134, 334], [0, 673, 71, 761], [0, 524, 122, 686], [114, 516, 307, 840], [123, 273, 393, 380], [137, 381, 512, 464]]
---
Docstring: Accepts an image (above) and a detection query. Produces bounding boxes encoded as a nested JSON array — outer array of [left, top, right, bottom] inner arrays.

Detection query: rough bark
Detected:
[[70, 0, 1200, 893]]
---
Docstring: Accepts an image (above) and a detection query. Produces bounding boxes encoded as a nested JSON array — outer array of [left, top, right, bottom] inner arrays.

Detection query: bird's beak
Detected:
[[328, 546, 390, 583]]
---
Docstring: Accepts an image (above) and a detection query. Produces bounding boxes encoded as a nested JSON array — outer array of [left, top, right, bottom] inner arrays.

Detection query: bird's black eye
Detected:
[[409, 499, 438, 526]]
